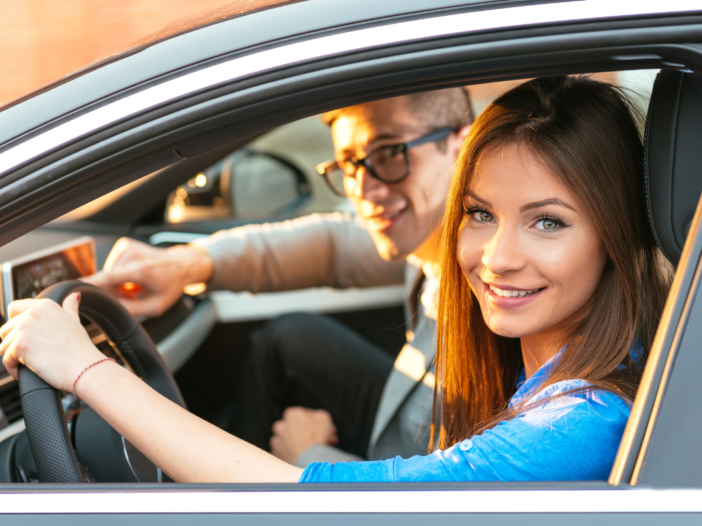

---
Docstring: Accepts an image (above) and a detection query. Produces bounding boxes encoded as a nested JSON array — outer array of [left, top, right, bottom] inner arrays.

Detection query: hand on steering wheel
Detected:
[[0, 281, 185, 483], [0, 293, 103, 392]]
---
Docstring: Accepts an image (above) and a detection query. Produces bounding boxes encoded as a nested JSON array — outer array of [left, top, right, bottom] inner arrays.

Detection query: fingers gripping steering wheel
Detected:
[[18, 281, 185, 483]]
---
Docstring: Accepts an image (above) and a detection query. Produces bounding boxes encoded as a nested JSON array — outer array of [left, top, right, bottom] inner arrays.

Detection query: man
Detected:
[[87, 88, 472, 466]]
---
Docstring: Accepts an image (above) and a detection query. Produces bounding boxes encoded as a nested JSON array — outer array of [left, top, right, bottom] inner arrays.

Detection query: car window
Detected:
[[59, 71, 657, 229], [165, 115, 350, 224]]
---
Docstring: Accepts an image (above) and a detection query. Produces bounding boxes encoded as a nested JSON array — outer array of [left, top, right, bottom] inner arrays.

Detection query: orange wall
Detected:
[[0, 0, 225, 107], [0, 2, 621, 110]]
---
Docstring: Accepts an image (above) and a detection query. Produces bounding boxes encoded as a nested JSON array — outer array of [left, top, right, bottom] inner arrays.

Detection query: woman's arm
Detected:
[[301, 384, 631, 483], [0, 294, 302, 483], [77, 360, 302, 483]]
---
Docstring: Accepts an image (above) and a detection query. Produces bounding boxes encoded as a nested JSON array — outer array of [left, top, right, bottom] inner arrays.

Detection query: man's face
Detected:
[[331, 97, 465, 261]]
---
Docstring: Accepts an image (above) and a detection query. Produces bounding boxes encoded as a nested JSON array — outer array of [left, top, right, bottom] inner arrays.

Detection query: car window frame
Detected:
[[0, 2, 701, 517], [0, 20, 700, 247]]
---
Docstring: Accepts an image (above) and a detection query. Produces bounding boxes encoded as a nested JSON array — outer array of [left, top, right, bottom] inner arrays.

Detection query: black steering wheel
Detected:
[[18, 281, 185, 483]]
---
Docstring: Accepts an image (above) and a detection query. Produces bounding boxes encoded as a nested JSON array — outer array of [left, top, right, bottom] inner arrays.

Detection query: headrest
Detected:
[[646, 69, 702, 266]]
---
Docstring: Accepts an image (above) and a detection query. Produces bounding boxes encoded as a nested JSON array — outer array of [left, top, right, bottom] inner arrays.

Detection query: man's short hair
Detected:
[[321, 87, 474, 129]]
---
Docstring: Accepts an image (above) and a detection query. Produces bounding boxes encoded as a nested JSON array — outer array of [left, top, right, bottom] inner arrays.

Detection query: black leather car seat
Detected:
[[645, 69, 702, 266], [610, 68, 702, 487]]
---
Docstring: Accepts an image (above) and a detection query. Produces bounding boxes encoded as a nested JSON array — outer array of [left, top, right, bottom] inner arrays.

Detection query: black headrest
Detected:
[[646, 70, 702, 266]]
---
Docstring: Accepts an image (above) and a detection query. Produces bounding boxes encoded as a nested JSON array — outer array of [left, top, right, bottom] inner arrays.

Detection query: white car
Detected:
[[0, 0, 701, 522]]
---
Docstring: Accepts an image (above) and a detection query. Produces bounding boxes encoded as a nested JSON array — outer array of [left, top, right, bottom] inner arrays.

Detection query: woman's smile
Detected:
[[483, 281, 546, 308]]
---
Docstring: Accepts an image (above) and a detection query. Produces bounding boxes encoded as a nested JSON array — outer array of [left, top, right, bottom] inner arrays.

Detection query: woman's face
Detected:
[[457, 145, 608, 340]]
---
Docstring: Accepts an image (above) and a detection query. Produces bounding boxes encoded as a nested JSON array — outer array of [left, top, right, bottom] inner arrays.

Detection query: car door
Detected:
[[0, 0, 702, 524]]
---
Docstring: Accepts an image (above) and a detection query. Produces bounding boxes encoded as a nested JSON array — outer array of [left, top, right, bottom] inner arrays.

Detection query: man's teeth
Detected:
[[489, 285, 541, 297], [369, 209, 403, 221]]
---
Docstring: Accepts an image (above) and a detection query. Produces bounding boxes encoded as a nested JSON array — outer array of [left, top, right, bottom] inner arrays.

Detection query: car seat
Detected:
[[610, 68, 702, 486]]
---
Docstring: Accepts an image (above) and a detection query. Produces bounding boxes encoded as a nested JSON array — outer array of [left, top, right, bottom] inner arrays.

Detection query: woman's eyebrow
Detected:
[[519, 198, 576, 213], [467, 192, 493, 206]]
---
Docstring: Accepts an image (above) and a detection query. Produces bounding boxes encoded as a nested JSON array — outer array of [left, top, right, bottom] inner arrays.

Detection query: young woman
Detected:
[[0, 76, 672, 483]]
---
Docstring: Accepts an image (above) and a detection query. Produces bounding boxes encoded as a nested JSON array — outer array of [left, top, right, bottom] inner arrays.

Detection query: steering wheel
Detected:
[[18, 281, 185, 483]]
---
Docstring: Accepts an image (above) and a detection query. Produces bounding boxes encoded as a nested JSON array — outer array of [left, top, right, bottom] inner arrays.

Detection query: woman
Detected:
[[0, 76, 672, 483]]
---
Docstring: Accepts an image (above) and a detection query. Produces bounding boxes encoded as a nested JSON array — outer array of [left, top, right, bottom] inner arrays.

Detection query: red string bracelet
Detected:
[[73, 358, 116, 400]]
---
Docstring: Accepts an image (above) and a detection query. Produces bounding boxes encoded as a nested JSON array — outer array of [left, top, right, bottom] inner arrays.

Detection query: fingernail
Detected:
[[76, 292, 81, 304]]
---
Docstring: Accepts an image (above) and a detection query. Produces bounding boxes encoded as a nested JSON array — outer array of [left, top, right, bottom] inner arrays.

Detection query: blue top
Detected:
[[299, 352, 632, 483]]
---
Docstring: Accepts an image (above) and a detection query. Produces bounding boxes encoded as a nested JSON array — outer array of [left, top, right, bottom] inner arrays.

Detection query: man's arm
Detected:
[[193, 212, 405, 292], [86, 212, 405, 317]]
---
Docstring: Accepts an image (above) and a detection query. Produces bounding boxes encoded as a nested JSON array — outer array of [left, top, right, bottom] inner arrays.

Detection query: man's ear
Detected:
[[450, 124, 472, 157], [456, 123, 472, 142]]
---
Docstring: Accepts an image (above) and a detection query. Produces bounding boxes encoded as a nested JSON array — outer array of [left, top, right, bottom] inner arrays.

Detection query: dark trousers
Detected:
[[228, 313, 394, 458]]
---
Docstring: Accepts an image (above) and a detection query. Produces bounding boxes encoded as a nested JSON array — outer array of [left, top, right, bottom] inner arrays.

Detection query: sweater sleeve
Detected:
[[191, 212, 405, 292], [299, 386, 630, 483]]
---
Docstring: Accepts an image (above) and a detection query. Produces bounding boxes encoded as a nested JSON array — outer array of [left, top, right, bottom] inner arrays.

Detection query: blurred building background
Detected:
[[0, 1, 656, 110], [0, 0, 226, 107]]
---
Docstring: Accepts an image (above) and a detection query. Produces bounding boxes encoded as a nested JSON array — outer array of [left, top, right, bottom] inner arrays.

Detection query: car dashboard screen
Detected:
[[12, 244, 95, 300], [1, 237, 96, 318]]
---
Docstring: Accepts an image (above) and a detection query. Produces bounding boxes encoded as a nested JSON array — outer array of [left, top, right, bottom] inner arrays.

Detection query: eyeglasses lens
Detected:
[[322, 145, 410, 196], [366, 146, 407, 182], [324, 166, 347, 195]]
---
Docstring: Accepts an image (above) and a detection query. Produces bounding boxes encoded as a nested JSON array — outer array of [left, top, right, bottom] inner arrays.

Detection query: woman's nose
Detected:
[[481, 225, 526, 275], [353, 166, 389, 201]]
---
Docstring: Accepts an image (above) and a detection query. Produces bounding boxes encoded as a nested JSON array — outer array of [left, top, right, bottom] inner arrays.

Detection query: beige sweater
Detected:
[[194, 212, 405, 293]]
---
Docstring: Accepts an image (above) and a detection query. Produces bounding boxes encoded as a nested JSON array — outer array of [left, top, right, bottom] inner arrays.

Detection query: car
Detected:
[[0, 0, 701, 523]]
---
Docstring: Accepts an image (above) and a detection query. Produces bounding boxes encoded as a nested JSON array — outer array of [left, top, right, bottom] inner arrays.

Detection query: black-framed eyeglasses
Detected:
[[316, 127, 459, 196]]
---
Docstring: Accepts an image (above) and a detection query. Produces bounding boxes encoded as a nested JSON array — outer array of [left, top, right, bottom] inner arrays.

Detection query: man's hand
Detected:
[[82, 237, 213, 318], [270, 407, 338, 465]]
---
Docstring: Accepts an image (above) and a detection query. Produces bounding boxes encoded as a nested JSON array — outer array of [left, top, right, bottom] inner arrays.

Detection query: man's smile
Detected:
[[362, 204, 408, 232]]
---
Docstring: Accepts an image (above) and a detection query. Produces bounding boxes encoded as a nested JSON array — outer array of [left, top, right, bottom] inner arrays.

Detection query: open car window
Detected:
[[165, 115, 343, 224], [0, 1, 701, 520]]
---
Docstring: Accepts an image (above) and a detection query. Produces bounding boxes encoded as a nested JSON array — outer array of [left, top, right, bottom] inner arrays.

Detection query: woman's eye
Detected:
[[534, 217, 564, 231], [478, 211, 493, 222], [467, 209, 494, 223]]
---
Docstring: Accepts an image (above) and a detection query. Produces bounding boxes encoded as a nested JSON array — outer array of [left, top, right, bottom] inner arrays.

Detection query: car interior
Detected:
[[0, 63, 698, 487]]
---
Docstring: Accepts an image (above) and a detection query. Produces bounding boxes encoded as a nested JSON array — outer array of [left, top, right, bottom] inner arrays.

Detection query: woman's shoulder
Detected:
[[517, 378, 631, 425]]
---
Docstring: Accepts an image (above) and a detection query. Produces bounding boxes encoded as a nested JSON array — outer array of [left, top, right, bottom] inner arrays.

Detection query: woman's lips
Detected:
[[364, 206, 407, 232], [484, 282, 545, 308]]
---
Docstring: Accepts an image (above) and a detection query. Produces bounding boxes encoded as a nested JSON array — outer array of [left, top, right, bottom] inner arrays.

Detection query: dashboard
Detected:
[[0, 236, 96, 318], [0, 234, 214, 445]]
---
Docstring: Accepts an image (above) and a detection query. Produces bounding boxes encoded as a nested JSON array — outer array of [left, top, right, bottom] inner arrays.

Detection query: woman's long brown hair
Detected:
[[431, 76, 673, 450]]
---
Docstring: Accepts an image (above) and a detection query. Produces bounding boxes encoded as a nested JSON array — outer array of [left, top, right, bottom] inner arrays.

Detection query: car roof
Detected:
[[3, 0, 701, 152], [0, 0, 496, 148]]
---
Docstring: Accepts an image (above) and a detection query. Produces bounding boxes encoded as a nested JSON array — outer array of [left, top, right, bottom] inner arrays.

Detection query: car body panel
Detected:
[[0, 0, 493, 146], [0, 0, 700, 521], [628, 198, 702, 487]]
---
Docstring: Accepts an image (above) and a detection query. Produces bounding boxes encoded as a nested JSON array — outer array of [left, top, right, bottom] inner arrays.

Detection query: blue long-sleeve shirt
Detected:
[[300, 354, 631, 483]]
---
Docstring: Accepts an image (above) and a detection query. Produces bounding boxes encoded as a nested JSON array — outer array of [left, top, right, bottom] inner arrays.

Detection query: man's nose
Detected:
[[481, 224, 526, 276], [351, 166, 390, 201]]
